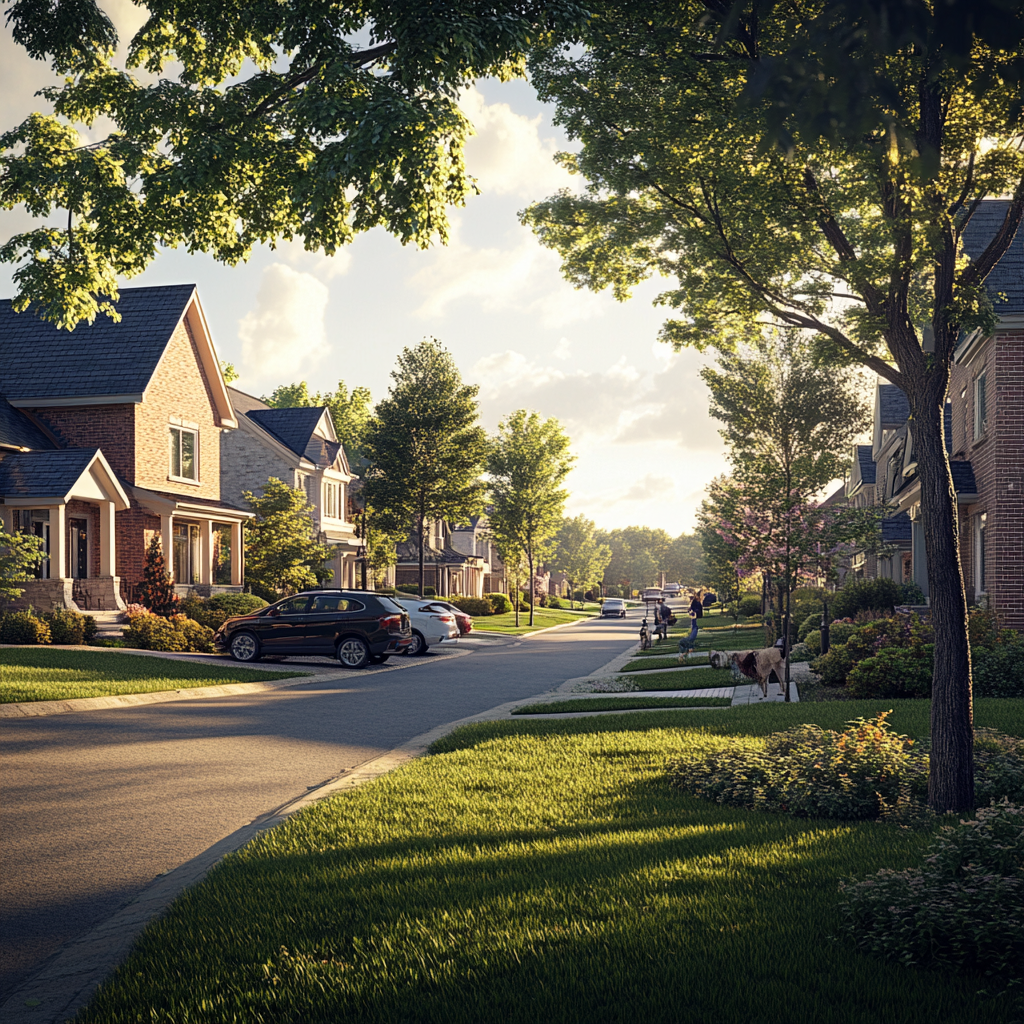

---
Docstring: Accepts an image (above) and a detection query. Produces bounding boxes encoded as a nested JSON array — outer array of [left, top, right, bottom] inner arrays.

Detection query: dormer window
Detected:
[[169, 425, 198, 481]]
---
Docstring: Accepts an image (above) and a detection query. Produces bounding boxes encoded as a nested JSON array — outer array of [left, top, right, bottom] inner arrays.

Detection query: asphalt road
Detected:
[[0, 610, 643, 1002]]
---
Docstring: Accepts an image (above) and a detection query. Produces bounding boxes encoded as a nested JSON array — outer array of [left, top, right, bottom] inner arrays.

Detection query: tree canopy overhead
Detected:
[[522, 0, 1024, 812], [1, 0, 588, 328]]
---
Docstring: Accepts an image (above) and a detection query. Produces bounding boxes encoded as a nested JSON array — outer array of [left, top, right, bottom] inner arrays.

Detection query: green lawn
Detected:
[[512, 696, 732, 714], [619, 667, 733, 691], [621, 656, 682, 671], [474, 608, 598, 634], [0, 648, 303, 703], [78, 698, 1023, 1024]]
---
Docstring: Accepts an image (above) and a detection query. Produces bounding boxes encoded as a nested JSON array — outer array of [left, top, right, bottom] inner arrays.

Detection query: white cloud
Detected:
[[554, 337, 572, 360], [460, 86, 575, 198], [237, 263, 330, 385], [618, 474, 677, 503]]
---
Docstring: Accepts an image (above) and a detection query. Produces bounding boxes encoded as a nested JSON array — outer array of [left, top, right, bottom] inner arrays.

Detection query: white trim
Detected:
[[6, 394, 145, 407]]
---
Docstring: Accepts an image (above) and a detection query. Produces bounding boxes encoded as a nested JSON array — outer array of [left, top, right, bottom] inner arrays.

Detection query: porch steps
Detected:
[[89, 610, 124, 639]]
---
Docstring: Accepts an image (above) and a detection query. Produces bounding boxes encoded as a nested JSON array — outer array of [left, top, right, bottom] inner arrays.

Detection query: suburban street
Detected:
[[0, 611, 640, 1003]]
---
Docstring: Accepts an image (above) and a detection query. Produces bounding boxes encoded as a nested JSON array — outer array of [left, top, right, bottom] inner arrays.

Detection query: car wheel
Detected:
[[370, 653, 390, 664], [229, 632, 260, 662], [406, 631, 428, 656], [337, 637, 371, 669]]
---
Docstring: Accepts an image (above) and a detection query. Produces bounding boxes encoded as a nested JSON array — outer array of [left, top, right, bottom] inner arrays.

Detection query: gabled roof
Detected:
[[0, 398, 56, 451], [879, 384, 910, 427], [962, 199, 1024, 313], [856, 445, 876, 484], [0, 284, 237, 427], [0, 448, 129, 508], [248, 406, 330, 459], [881, 512, 912, 544], [820, 483, 847, 507], [950, 460, 978, 495]]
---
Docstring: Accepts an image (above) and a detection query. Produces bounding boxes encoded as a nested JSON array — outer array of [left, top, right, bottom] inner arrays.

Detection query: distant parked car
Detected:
[[663, 583, 681, 597], [601, 598, 627, 619], [395, 599, 460, 655], [214, 590, 411, 668], [642, 588, 663, 602], [426, 600, 473, 636]]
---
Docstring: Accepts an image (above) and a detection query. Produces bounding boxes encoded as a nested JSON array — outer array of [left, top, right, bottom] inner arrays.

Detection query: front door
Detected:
[[68, 518, 88, 578], [254, 595, 312, 651]]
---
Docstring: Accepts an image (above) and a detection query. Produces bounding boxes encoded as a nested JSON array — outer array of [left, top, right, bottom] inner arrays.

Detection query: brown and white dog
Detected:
[[725, 647, 786, 698]]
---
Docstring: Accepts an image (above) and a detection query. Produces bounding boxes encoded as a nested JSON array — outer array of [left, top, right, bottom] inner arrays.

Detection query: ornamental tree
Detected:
[[1, 0, 588, 328], [487, 410, 574, 626], [138, 534, 178, 615], [522, 1, 1024, 810], [0, 521, 45, 603]]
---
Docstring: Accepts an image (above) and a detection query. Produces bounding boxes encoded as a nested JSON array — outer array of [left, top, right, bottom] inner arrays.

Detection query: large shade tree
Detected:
[[0, 0, 588, 328], [363, 341, 488, 597], [522, 0, 1024, 812], [554, 515, 611, 608]]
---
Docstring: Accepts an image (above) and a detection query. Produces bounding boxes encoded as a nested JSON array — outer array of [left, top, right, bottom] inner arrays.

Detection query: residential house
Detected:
[[221, 388, 362, 589], [394, 517, 498, 597], [0, 284, 248, 611], [833, 199, 1024, 628]]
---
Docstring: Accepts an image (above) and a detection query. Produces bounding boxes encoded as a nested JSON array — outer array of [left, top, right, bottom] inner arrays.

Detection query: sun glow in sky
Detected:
[[0, 18, 732, 535]]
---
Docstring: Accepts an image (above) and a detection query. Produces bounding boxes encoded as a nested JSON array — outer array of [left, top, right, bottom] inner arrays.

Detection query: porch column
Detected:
[[99, 500, 116, 576], [160, 514, 174, 580], [200, 520, 213, 585], [53, 503, 67, 579], [230, 520, 243, 586], [0, 506, 12, 533]]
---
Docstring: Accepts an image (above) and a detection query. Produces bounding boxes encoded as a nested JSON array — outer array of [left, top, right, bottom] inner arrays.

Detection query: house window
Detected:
[[974, 512, 987, 594], [169, 426, 198, 481], [323, 481, 339, 520], [974, 372, 988, 440], [173, 522, 201, 583]]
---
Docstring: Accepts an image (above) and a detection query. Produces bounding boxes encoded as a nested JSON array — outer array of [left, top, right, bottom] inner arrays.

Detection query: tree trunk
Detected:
[[914, 397, 974, 813], [783, 585, 791, 702], [514, 564, 520, 627], [528, 544, 535, 626], [417, 508, 425, 599], [820, 596, 830, 655]]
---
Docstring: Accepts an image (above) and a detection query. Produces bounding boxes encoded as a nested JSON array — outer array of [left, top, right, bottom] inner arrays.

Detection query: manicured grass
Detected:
[[0, 648, 303, 703], [620, 667, 733, 691], [621, 656, 682, 671], [696, 628, 766, 651], [512, 696, 732, 714], [475, 608, 598, 635], [79, 698, 1022, 1024]]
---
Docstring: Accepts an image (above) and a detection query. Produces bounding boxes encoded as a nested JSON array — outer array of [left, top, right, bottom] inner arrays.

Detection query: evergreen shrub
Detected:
[[448, 596, 492, 617], [797, 613, 821, 642], [737, 595, 761, 617], [485, 593, 512, 614], [0, 610, 51, 644], [122, 610, 215, 652], [547, 596, 563, 609], [831, 577, 899, 619]]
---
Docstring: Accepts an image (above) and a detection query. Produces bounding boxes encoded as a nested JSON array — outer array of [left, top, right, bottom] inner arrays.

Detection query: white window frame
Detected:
[[974, 371, 988, 440], [974, 511, 987, 595], [169, 425, 199, 482]]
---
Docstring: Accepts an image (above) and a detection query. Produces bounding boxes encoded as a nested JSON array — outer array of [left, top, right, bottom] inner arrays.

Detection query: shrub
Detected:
[[485, 593, 512, 615], [180, 593, 268, 631], [537, 594, 549, 608], [831, 577, 900, 619], [448, 596, 492, 617], [138, 536, 178, 615], [789, 641, 812, 662], [667, 712, 928, 820], [0, 610, 51, 644], [797, 613, 821, 642], [547, 596, 563, 609], [847, 645, 935, 698], [207, 593, 267, 616], [737, 594, 761, 617], [803, 629, 822, 657], [899, 580, 926, 605], [122, 611, 215, 652], [396, 584, 420, 595], [809, 643, 856, 686], [424, 586, 436, 597], [44, 608, 96, 645], [838, 800, 1024, 993], [604, 584, 621, 598], [828, 620, 861, 647], [973, 640, 1024, 698], [974, 729, 1024, 805]]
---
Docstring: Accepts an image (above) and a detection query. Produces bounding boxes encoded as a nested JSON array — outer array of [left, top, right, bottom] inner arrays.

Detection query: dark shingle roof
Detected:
[[950, 460, 977, 494], [879, 384, 910, 427], [881, 511, 912, 543], [0, 285, 196, 400], [247, 407, 328, 459], [0, 398, 56, 451], [945, 403, 953, 452], [962, 200, 1024, 313], [856, 445, 876, 484], [0, 449, 99, 499]]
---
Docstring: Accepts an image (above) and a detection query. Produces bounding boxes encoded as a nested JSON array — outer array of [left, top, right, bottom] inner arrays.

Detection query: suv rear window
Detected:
[[376, 596, 405, 613]]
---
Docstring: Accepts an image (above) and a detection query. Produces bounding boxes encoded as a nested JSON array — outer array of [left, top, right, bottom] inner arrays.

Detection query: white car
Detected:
[[642, 588, 664, 601], [601, 598, 627, 618], [395, 600, 460, 656]]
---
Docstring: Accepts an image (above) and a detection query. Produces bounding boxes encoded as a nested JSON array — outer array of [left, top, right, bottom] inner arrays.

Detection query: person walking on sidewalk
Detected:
[[655, 598, 672, 642], [689, 590, 704, 620]]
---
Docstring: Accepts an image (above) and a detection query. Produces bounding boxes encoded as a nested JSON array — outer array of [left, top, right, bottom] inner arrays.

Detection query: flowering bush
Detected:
[[838, 800, 1024, 995], [667, 714, 1024, 821]]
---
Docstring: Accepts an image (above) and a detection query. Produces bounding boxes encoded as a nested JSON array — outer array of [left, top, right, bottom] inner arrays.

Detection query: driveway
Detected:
[[0, 611, 639, 1003]]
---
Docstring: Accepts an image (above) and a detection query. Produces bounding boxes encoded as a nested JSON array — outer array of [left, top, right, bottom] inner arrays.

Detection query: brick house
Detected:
[[0, 284, 249, 611], [393, 516, 503, 597], [833, 199, 1024, 628], [221, 388, 362, 588]]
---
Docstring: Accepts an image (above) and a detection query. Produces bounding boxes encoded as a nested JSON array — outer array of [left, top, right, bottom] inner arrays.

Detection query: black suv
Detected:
[[213, 590, 411, 668]]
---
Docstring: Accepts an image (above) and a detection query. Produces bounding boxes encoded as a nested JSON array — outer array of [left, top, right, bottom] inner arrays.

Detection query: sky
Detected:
[[0, 12, 734, 536]]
